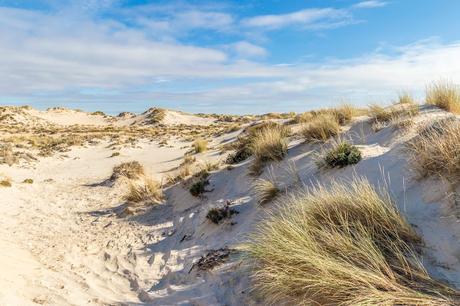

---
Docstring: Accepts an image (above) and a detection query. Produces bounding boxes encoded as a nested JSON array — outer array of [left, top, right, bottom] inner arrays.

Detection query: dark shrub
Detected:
[[324, 142, 361, 168]]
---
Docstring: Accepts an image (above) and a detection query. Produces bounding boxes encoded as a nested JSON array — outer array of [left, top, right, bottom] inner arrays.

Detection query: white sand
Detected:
[[0, 105, 459, 305]]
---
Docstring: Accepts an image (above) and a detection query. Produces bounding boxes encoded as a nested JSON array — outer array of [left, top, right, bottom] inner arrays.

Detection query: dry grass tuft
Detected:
[[246, 177, 459, 305], [111, 161, 145, 180], [406, 117, 460, 180], [301, 114, 340, 142], [0, 173, 11, 187], [369, 103, 419, 131], [193, 138, 208, 153], [426, 81, 460, 113], [396, 92, 416, 105], [123, 175, 164, 204], [252, 175, 281, 205], [249, 125, 288, 176]]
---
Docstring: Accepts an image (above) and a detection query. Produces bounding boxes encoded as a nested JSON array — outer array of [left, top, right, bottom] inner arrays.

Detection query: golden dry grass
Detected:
[[301, 114, 340, 142], [123, 175, 164, 204], [249, 125, 288, 176], [426, 81, 460, 113], [396, 92, 416, 105], [111, 161, 145, 180], [193, 138, 208, 153], [406, 117, 460, 180], [368, 103, 419, 131], [252, 174, 280, 205], [246, 177, 459, 305]]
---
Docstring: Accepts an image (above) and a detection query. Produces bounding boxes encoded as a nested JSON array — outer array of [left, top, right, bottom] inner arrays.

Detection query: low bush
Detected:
[[206, 204, 238, 224], [323, 141, 362, 168]]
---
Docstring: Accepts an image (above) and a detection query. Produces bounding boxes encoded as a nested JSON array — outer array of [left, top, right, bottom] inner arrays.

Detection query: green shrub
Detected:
[[190, 179, 209, 197], [324, 142, 362, 168], [206, 205, 238, 224]]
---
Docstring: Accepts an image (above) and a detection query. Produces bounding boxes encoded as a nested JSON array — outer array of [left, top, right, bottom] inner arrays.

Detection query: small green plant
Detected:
[[22, 178, 34, 184], [206, 204, 238, 224], [324, 141, 362, 168], [194, 139, 208, 153], [110, 152, 120, 157]]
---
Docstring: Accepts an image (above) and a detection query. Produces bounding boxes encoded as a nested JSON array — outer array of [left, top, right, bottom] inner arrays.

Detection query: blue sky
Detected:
[[1, 0, 460, 114]]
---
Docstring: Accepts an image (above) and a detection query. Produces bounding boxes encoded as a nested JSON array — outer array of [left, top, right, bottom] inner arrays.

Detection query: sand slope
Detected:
[[0, 105, 459, 305]]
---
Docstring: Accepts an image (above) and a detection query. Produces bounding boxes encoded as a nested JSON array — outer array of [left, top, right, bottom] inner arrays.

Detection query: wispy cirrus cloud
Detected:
[[353, 1, 388, 9], [241, 8, 353, 30]]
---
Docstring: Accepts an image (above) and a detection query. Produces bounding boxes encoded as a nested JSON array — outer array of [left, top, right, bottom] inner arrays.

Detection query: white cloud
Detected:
[[2, 4, 460, 114], [231, 41, 267, 58], [0, 7, 284, 96], [241, 8, 352, 30], [353, 1, 388, 9]]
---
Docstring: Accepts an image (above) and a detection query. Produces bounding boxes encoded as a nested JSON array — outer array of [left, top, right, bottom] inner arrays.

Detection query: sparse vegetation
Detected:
[[110, 152, 120, 157], [111, 161, 144, 180], [301, 114, 340, 142], [323, 141, 362, 168], [426, 80, 460, 113], [369, 103, 419, 131], [396, 92, 416, 105], [123, 175, 163, 204], [249, 125, 288, 176], [252, 175, 280, 205], [22, 178, 34, 184], [145, 107, 166, 124], [193, 138, 208, 153], [246, 177, 459, 305], [206, 204, 238, 224], [190, 171, 210, 197], [0, 177, 12, 187], [190, 179, 209, 197], [406, 117, 460, 180]]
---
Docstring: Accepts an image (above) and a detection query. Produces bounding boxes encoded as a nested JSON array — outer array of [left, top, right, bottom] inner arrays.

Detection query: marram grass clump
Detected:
[[426, 81, 460, 114], [246, 177, 459, 305], [301, 114, 340, 142], [193, 138, 208, 153], [249, 125, 288, 176], [406, 117, 460, 180]]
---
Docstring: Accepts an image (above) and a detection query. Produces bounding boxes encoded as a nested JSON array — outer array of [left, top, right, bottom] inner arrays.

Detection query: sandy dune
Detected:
[[0, 105, 459, 305]]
